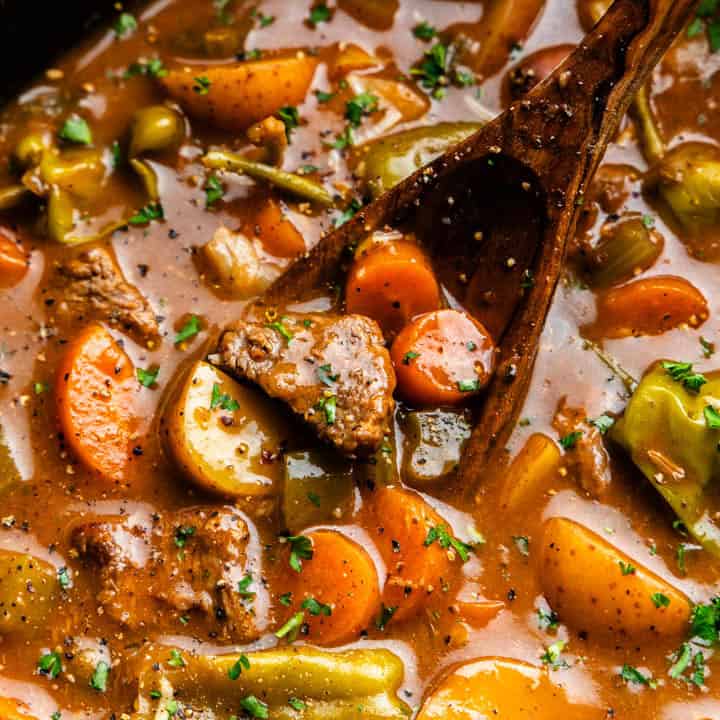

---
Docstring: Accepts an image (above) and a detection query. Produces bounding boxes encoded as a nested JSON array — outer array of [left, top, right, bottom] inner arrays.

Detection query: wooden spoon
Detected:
[[259, 0, 698, 497]]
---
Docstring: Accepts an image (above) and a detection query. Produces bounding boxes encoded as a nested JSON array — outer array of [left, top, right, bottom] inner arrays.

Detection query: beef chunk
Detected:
[[213, 311, 396, 456], [51, 247, 158, 342], [72, 506, 257, 641]]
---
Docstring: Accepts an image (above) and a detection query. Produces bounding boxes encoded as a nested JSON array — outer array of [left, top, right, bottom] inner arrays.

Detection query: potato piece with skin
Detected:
[[539, 517, 691, 641], [163, 361, 288, 497], [417, 657, 598, 720], [160, 56, 318, 132], [0, 550, 59, 636]]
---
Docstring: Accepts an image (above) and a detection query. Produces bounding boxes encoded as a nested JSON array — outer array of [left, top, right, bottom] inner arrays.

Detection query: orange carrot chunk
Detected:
[[345, 239, 440, 336], [587, 275, 708, 339], [391, 309, 496, 407], [369, 485, 459, 623], [281, 530, 380, 645], [254, 199, 306, 258], [56, 324, 139, 483], [0, 230, 28, 288]]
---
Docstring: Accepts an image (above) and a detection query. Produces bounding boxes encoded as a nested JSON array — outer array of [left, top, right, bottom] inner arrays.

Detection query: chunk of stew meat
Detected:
[[213, 311, 396, 456]]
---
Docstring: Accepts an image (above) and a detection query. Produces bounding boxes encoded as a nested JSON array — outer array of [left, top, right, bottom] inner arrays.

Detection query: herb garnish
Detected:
[[424, 524, 472, 562], [662, 361, 707, 392], [59, 116, 93, 145]]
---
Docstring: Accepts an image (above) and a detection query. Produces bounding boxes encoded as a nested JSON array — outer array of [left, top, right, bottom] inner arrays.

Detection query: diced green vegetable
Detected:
[[133, 646, 411, 719], [611, 361, 720, 555], [282, 450, 355, 533], [355, 122, 482, 198], [400, 409, 472, 486], [203, 151, 334, 206]]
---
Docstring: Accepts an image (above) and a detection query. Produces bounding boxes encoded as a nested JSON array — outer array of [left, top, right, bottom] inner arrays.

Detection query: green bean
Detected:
[[133, 646, 411, 719], [0, 185, 30, 210], [203, 150, 335, 206]]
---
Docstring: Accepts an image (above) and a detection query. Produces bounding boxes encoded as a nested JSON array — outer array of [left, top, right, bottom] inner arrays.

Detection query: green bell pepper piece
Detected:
[[611, 361, 720, 555]]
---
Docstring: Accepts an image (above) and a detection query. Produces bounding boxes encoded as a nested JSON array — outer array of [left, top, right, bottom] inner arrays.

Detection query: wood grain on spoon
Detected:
[[262, 0, 699, 499]]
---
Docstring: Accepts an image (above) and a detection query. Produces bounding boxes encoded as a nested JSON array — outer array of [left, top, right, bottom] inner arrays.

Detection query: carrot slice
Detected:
[[0, 698, 37, 720], [0, 230, 28, 288], [368, 485, 458, 623], [161, 56, 318, 132], [56, 324, 139, 482], [254, 199, 306, 258], [390, 309, 496, 407], [345, 239, 440, 336], [282, 530, 380, 645], [587, 275, 708, 339]]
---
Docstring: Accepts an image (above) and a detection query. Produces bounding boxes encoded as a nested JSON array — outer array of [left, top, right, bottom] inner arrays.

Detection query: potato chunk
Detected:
[[0, 550, 58, 636], [163, 361, 288, 497]]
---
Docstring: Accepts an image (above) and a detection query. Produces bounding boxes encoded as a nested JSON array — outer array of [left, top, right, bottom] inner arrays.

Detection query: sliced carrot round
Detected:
[[390, 309, 496, 407], [282, 530, 380, 645], [345, 239, 440, 336], [56, 324, 139, 483], [0, 230, 28, 288], [588, 275, 708, 339], [369, 485, 458, 623]]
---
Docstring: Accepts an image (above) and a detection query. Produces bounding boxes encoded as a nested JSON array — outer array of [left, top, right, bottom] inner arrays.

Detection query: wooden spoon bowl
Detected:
[[256, 0, 699, 497]]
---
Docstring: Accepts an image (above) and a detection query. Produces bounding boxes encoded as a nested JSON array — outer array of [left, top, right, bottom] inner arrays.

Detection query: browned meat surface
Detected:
[[553, 399, 612, 498], [71, 506, 257, 641], [214, 310, 396, 456], [48, 247, 159, 343]]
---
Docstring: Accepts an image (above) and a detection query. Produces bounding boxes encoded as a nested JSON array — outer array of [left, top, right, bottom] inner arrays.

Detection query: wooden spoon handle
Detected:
[[459, 0, 699, 498]]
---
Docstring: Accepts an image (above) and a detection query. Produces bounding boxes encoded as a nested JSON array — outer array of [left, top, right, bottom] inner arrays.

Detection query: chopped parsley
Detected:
[[688, 0, 720, 52], [540, 639, 568, 669], [58, 115, 93, 145], [89, 660, 109, 692], [124, 58, 168, 79], [669, 642, 693, 679], [334, 198, 362, 227], [210, 382, 240, 411], [174, 315, 201, 344], [167, 649, 185, 668], [239, 695, 269, 719], [58, 566, 72, 590], [129, 202, 164, 225], [316, 363, 338, 386], [308, 3, 331, 26], [193, 76, 212, 95], [285, 534, 313, 572], [642, 214, 656, 229], [38, 650, 62, 679], [412, 42, 451, 98], [275, 611, 305, 640], [589, 414, 615, 434], [253, 9, 275, 27], [307, 491, 321, 507], [701, 336, 716, 358], [424, 524, 472, 562], [651, 592, 671, 608], [137, 366, 159, 388], [277, 105, 300, 139], [620, 664, 655, 687], [328, 126, 354, 151], [537, 607, 559, 631], [174, 525, 196, 549], [301, 597, 332, 616], [413, 21, 437, 41], [114, 12, 138, 37], [403, 351, 420, 364], [690, 596, 720, 644], [662, 361, 707, 392], [457, 379, 480, 393], [316, 394, 337, 425], [619, 560, 636, 575], [559, 431, 582, 450], [279, 591, 293, 606], [205, 175, 224, 207], [266, 319, 294, 343], [375, 603, 398, 631], [704, 405, 720, 429], [288, 698, 306, 711], [237, 574, 256, 598], [228, 654, 251, 680], [315, 89, 335, 103], [345, 93, 379, 127]]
